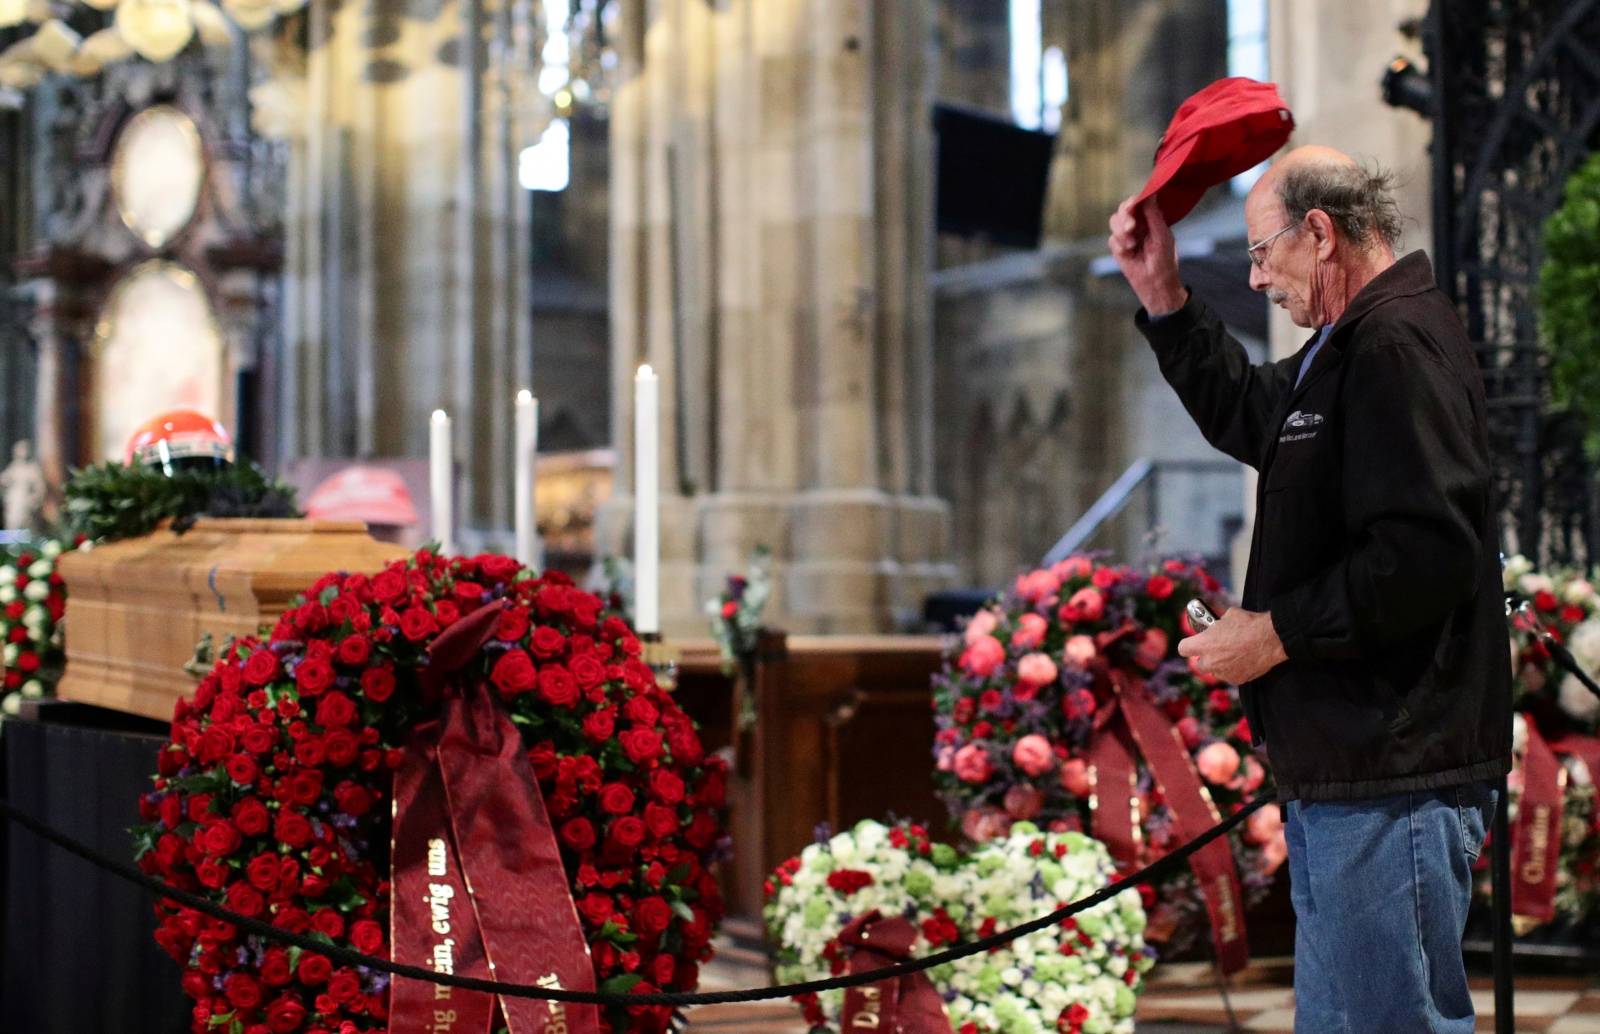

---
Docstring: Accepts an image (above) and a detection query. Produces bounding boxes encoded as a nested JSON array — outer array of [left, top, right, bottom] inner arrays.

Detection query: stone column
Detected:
[[601, 0, 955, 636], [276, 0, 540, 537]]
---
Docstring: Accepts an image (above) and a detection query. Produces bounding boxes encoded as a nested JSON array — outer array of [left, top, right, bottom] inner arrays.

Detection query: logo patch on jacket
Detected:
[[1279, 410, 1324, 443]]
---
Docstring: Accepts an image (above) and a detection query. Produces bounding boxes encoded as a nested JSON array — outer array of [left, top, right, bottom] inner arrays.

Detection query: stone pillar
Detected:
[[602, 0, 955, 636], [276, 0, 541, 537]]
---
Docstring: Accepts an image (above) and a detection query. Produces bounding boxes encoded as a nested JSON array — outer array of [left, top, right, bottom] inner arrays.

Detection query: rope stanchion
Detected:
[[0, 792, 1269, 1009]]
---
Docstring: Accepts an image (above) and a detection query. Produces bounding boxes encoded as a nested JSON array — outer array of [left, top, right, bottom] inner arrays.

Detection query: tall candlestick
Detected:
[[514, 389, 539, 568], [634, 364, 659, 634], [429, 409, 453, 556]]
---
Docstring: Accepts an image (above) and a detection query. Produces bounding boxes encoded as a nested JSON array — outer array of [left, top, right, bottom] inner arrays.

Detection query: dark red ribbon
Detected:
[[390, 601, 601, 1034], [837, 912, 953, 1034], [1087, 671, 1249, 975], [1511, 720, 1576, 928]]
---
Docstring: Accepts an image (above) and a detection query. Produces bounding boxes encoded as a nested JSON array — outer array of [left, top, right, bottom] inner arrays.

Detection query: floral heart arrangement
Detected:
[[931, 553, 1284, 956], [765, 819, 1154, 1034], [133, 548, 727, 1034]]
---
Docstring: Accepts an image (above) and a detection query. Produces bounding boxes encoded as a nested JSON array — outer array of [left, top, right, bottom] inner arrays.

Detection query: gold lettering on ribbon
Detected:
[[428, 837, 449, 878], [1213, 875, 1239, 943], [430, 1011, 458, 1034], [1520, 805, 1552, 885], [851, 985, 883, 1029], [538, 974, 570, 1034], [422, 852, 459, 1021]]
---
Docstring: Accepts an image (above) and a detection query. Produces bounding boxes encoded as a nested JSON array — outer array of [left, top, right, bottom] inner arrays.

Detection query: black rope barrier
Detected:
[[0, 792, 1270, 1008]]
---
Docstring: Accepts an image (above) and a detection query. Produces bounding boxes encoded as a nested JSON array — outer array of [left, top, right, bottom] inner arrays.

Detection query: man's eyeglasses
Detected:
[[1246, 222, 1299, 269]]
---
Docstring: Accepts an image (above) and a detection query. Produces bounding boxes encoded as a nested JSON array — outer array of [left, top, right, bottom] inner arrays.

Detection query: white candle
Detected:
[[429, 409, 453, 556], [514, 389, 539, 568], [634, 364, 659, 634]]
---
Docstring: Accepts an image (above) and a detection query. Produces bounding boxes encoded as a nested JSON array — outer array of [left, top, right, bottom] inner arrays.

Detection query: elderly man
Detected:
[[1109, 147, 1511, 1033]]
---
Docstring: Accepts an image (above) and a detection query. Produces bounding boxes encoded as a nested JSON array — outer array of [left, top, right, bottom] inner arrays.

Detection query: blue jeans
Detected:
[[1285, 781, 1498, 1034]]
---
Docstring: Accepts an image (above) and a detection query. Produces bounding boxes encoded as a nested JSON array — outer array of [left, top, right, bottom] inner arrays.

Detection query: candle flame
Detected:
[[431, 409, 448, 422], [637, 364, 655, 378], [516, 389, 533, 404]]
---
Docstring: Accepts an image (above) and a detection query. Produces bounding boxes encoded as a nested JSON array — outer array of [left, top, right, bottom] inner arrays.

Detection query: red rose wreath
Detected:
[[134, 549, 727, 1034]]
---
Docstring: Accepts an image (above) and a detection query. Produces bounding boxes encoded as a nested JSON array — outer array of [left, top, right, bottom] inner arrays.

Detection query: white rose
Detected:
[[27, 560, 50, 579], [1558, 672, 1600, 724], [1520, 573, 1554, 596], [2, 643, 16, 665], [1504, 554, 1533, 587], [42, 540, 61, 559], [2, 691, 20, 716], [1564, 578, 1596, 605], [0, 567, 13, 585], [23, 605, 47, 629], [1564, 756, 1592, 788], [0, 586, 14, 605], [23, 580, 48, 602], [21, 679, 42, 698], [1513, 712, 1528, 755]]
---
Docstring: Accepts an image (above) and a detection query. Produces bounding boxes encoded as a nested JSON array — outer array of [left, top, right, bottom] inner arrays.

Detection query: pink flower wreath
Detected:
[[134, 549, 727, 1034]]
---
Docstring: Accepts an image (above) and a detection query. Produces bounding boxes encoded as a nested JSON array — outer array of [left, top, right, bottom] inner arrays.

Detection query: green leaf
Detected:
[[206, 1013, 235, 1028], [670, 900, 695, 923], [599, 973, 644, 995]]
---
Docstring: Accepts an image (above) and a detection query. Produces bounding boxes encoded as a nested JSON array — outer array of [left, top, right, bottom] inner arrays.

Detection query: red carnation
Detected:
[[359, 666, 396, 703], [242, 650, 280, 686], [335, 635, 371, 667], [560, 818, 597, 852], [316, 692, 357, 728], [537, 667, 579, 708], [490, 649, 537, 698], [634, 896, 673, 936], [296, 658, 334, 697], [598, 782, 636, 815], [349, 919, 384, 956], [399, 606, 438, 641], [296, 953, 333, 985], [619, 728, 664, 765], [531, 625, 567, 659]]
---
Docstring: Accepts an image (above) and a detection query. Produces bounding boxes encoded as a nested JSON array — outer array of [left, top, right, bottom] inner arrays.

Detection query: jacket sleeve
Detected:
[[1136, 292, 1298, 469], [1267, 341, 1488, 661]]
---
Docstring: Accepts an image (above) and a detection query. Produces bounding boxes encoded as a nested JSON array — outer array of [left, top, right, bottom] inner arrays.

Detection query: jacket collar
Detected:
[[1327, 250, 1436, 341]]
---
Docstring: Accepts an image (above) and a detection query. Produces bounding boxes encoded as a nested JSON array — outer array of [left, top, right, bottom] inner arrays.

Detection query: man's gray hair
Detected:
[[1277, 160, 1404, 250]]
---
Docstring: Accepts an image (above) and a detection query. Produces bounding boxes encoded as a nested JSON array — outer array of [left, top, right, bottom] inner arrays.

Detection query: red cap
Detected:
[[304, 466, 419, 527], [1133, 77, 1295, 225]]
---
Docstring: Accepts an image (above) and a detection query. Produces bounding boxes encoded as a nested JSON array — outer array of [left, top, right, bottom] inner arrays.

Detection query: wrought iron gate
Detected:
[[1427, 0, 1600, 567]]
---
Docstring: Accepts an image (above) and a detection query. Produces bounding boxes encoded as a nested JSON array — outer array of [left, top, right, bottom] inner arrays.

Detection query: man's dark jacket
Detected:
[[1136, 251, 1512, 801]]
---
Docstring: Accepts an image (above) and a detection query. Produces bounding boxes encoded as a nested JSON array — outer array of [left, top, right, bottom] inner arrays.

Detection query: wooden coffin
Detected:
[[56, 518, 406, 721]]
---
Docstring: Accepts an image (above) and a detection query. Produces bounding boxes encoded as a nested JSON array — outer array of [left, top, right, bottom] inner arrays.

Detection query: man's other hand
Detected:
[[1108, 197, 1187, 317]]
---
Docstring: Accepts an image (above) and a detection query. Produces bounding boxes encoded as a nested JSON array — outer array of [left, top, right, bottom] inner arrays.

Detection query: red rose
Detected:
[[571, 655, 606, 690], [480, 554, 520, 581], [296, 953, 333, 985], [323, 729, 360, 767], [608, 815, 646, 850], [296, 658, 334, 697], [201, 822, 241, 856], [246, 853, 280, 891], [619, 729, 663, 765], [198, 726, 236, 764], [335, 635, 371, 667], [275, 810, 313, 848], [224, 973, 263, 1010], [1534, 589, 1559, 613], [491, 650, 537, 698], [327, 969, 361, 1005], [333, 781, 373, 817], [667, 727, 704, 764], [827, 869, 875, 894], [537, 667, 579, 708], [289, 769, 325, 805], [266, 996, 307, 1034], [196, 858, 228, 888], [648, 769, 685, 805], [1207, 688, 1234, 715], [311, 909, 344, 939], [685, 810, 719, 850], [643, 802, 678, 840], [243, 650, 280, 686], [599, 782, 636, 815], [349, 919, 384, 955], [399, 606, 437, 641], [372, 569, 406, 602], [560, 818, 597, 852], [225, 881, 266, 918], [577, 892, 616, 927], [651, 953, 675, 988], [241, 724, 277, 756], [623, 696, 660, 728], [634, 896, 672, 936], [315, 692, 357, 728], [1234, 717, 1252, 742], [226, 755, 260, 786], [581, 709, 616, 743], [260, 950, 293, 987], [233, 798, 271, 837], [359, 666, 396, 703], [1145, 575, 1175, 600], [495, 607, 531, 642], [528, 743, 558, 780], [531, 626, 567, 659], [293, 736, 327, 767]]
